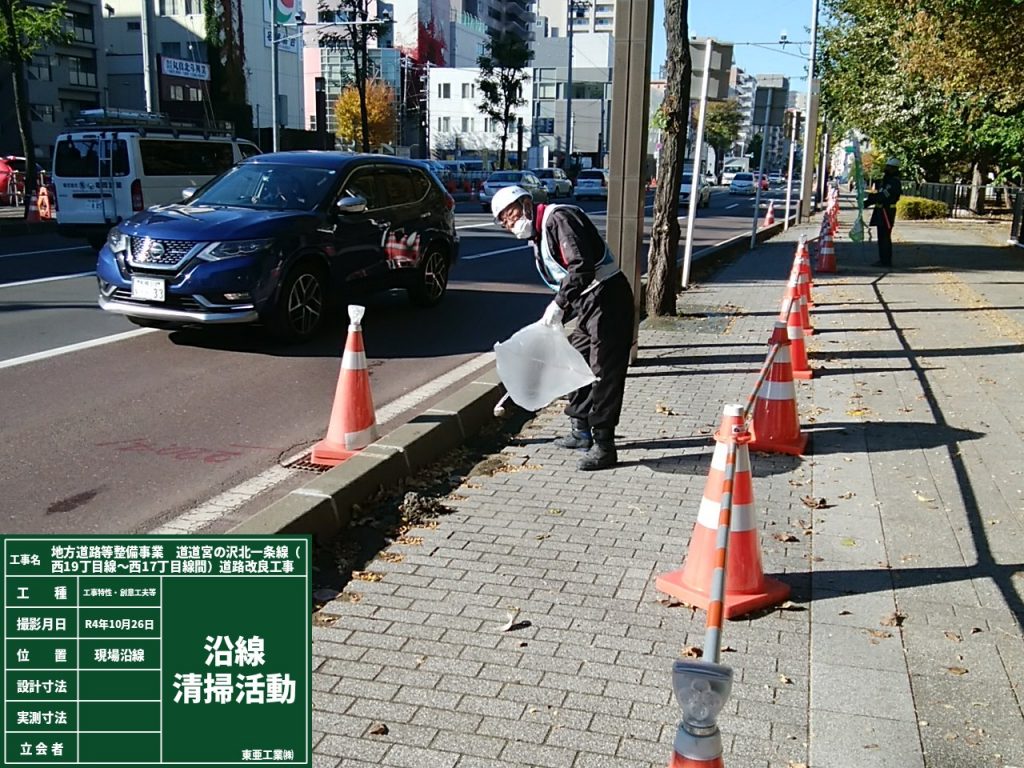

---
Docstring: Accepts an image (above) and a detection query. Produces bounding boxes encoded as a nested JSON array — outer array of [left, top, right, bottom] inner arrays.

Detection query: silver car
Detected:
[[478, 171, 549, 212], [574, 168, 610, 200], [531, 167, 573, 198], [729, 172, 757, 195]]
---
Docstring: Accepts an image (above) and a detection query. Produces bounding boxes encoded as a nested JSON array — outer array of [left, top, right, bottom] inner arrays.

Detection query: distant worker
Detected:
[[866, 157, 902, 267], [491, 185, 634, 472]]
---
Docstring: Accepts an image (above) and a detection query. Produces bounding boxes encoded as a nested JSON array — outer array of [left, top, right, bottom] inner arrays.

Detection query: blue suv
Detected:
[[97, 152, 458, 340]]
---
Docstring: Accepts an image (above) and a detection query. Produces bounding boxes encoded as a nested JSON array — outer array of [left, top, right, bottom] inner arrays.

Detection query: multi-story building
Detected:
[[483, 0, 535, 41], [752, 74, 790, 171], [728, 66, 756, 157], [0, 1, 107, 163], [535, 0, 615, 36]]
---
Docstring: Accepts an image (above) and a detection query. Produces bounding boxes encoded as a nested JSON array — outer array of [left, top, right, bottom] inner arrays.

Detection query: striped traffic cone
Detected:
[[763, 200, 775, 226], [311, 305, 379, 467], [796, 238, 815, 317], [780, 289, 813, 380], [748, 321, 808, 455], [25, 190, 41, 223], [782, 258, 813, 337], [816, 228, 837, 273], [656, 404, 791, 618]]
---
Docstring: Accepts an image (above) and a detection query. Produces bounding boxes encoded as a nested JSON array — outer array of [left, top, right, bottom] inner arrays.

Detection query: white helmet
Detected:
[[491, 185, 532, 221]]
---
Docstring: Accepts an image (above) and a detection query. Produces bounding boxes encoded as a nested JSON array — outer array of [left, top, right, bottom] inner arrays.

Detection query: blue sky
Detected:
[[650, 0, 817, 83]]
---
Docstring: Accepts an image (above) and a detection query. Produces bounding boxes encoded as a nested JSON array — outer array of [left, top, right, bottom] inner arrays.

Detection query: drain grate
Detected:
[[284, 453, 332, 473]]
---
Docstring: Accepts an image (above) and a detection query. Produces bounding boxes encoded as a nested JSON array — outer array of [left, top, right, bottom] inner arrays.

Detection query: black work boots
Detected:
[[552, 418, 593, 450], [577, 426, 617, 471]]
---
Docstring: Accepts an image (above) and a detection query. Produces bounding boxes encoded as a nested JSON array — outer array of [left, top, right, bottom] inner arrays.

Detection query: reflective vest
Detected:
[[535, 204, 620, 293]]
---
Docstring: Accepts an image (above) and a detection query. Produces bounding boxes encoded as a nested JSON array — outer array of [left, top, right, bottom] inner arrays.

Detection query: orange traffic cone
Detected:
[[782, 258, 813, 337], [656, 404, 791, 618], [748, 321, 808, 455], [763, 200, 776, 226], [816, 228, 836, 273], [311, 305, 379, 467], [26, 190, 41, 223], [780, 289, 813, 380], [37, 185, 52, 221], [796, 239, 815, 317]]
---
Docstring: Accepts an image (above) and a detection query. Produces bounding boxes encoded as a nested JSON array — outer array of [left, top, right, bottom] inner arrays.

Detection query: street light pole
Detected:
[[271, 20, 279, 151], [565, 1, 590, 170], [682, 38, 714, 289], [799, 0, 820, 220]]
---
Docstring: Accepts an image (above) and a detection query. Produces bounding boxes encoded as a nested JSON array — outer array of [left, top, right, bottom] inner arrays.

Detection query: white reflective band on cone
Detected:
[[697, 496, 756, 532], [344, 424, 378, 450], [758, 379, 796, 400], [709, 442, 751, 474], [342, 350, 367, 370]]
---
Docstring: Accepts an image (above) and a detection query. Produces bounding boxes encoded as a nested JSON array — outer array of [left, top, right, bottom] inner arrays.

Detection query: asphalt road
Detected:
[[0, 188, 775, 535]]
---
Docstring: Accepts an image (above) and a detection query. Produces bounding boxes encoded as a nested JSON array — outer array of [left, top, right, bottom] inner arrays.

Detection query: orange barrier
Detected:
[[656, 404, 791, 619], [748, 321, 808, 455], [311, 305, 379, 467]]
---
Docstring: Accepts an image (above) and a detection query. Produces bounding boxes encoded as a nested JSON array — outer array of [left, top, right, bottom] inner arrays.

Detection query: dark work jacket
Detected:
[[867, 173, 902, 230], [534, 205, 612, 313]]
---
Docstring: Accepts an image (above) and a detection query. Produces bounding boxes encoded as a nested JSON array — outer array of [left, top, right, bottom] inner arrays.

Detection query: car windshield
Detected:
[[533, 169, 553, 178], [734, 173, 754, 181], [489, 172, 522, 183], [580, 171, 604, 180], [191, 164, 337, 211]]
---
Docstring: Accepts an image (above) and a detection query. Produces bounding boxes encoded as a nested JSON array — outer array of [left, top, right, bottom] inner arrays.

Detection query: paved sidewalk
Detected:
[[310, 210, 1024, 768]]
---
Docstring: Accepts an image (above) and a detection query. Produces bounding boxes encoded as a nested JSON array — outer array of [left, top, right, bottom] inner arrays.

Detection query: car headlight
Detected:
[[107, 227, 129, 254], [197, 239, 275, 261]]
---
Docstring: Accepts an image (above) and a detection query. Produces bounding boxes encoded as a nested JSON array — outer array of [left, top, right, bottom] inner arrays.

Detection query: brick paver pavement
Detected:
[[312, 208, 1024, 768]]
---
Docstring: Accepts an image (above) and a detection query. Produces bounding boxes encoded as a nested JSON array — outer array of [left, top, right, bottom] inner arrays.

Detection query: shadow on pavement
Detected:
[[805, 422, 985, 453]]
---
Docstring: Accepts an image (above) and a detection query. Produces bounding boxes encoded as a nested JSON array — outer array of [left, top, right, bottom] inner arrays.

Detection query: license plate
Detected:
[[131, 276, 165, 302]]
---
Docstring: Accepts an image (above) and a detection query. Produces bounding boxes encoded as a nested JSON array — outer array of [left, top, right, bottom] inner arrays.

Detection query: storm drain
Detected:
[[283, 453, 332, 473]]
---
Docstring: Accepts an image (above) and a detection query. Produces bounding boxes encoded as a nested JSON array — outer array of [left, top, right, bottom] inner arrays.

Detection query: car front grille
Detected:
[[128, 236, 198, 268]]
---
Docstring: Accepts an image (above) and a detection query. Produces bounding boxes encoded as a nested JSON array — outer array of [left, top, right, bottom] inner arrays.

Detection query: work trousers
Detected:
[[875, 222, 893, 266], [565, 272, 634, 428]]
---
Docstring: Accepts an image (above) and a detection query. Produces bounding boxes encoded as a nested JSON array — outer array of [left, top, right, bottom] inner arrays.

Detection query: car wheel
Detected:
[[408, 247, 449, 308], [267, 260, 328, 341]]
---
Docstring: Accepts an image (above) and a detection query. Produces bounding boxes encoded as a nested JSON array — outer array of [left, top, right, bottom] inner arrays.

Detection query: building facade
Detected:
[[728, 66, 756, 157], [534, 0, 615, 36], [752, 74, 790, 172]]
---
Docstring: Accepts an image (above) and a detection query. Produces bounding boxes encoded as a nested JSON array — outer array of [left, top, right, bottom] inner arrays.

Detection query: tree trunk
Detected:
[[0, 0, 38, 218], [969, 159, 987, 214], [646, 0, 690, 317], [355, 33, 371, 152]]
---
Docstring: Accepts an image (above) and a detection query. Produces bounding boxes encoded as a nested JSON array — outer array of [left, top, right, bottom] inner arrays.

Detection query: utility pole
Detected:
[[682, 38, 714, 289], [799, 0, 820, 220], [564, 1, 590, 170], [271, 20, 280, 151], [751, 87, 773, 248], [784, 109, 800, 230], [139, 0, 155, 112]]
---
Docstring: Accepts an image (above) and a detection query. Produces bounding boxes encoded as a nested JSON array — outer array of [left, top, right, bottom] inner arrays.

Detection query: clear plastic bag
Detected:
[[494, 321, 597, 412]]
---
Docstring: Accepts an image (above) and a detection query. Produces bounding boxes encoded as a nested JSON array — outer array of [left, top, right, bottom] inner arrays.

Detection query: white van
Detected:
[[52, 109, 261, 249]]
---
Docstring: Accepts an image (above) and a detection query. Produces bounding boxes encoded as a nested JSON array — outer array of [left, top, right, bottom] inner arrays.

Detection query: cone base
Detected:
[[310, 439, 358, 467], [670, 752, 724, 767], [749, 430, 808, 456], [803, 326, 815, 335], [655, 569, 791, 619], [792, 368, 814, 380]]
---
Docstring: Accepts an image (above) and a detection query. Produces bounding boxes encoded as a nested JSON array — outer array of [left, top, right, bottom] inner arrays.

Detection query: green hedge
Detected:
[[896, 196, 948, 220]]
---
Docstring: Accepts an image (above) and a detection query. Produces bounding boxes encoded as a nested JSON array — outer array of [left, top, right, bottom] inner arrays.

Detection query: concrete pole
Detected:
[[606, 0, 654, 363], [681, 38, 714, 289], [750, 88, 773, 249], [271, 23, 280, 152], [784, 110, 797, 230], [564, 2, 581, 168], [819, 130, 831, 203], [798, 0, 820, 220], [140, 0, 155, 112]]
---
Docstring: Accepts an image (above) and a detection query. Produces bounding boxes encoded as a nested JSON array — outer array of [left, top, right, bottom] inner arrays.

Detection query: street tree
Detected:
[[333, 79, 396, 148], [202, 0, 251, 139], [320, 0, 393, 152], [476, 32, 532, 170], [646, 0, 691, 317], [699, 99, 744, 173], [0, 0, 70, 214], [747, 134, 763, 170]]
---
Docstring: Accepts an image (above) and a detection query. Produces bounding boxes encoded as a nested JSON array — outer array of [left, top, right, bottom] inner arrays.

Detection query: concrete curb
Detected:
[[235, 218, 794, 539]]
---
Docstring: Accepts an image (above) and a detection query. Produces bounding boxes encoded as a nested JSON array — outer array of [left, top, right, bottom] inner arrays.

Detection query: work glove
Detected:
[[541, 301, 564, 327]]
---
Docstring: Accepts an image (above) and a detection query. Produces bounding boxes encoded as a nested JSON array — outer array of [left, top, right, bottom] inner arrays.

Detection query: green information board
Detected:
[[1, 536, 312, 767]]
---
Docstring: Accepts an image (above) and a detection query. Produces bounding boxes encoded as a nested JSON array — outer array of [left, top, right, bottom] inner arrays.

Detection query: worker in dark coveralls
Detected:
[[491, 184, 634, 471], [866, 157, 903, 267]]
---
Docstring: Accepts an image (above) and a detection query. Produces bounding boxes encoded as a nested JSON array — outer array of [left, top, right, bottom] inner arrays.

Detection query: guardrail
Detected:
[[1010, 188, 1024, 245], [909, 182, 1020, 219]]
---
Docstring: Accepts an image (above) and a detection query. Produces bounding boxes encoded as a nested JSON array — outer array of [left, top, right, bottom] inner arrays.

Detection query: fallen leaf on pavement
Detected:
[[547, 508, 563, 515], [787, 761, 809, 768], [681, 646, 703, 658], [498, 607, 522, 632], [946, 667, 969, 676], [838, 491, 855, 500], [867, 629, 892, 643], [352, 571, 384, 582], [312, 613, 340, 627], [780, 601, 807, 612], [788, 478, 805, 487], [721, 645, 737, 653], [378, 552, 404, 564], [914, 491, 936, 503], [838, 609, 852, 616], [535, 533, 550, 541], [881, 611, 907, 627], [657, 596, 683, 608], [944, 631, 962, 643], [656, 402, 678, 416], [970, 627, 984, 635], [773, 532, 801, 543], [801, 495, 831, 509], [368, 723, 389, 736], [778, 674, 793, 684]]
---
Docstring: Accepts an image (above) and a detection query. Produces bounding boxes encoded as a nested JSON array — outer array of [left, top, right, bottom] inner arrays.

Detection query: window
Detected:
[[158, 0, 181, 15], [186, 86, 203, 102], [54, 138, 130, 178], [30, 104, 55, 123], [63, 11, 94, 43], [437, 82, 451, 99], [169, 85, 185, 101], [461, 117, 473, 132], [536, 82, 556, 99], [377, 169, 417, 206], [66, 56, 97, 88], [127, 21, 141, 30], [595, 17, 612, 26], [138, 139, 234, 176], [184, 0, 202, 13], [441, 116, 450, 131], [536, 118, 555, 134], [343, 168, 382, 210], [238, 142, 262, 160], [461, 83, 475, 99], [26, 54, 52, 81]]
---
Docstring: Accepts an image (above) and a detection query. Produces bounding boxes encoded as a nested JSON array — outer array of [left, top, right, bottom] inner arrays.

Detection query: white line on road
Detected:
[[463, 244, 530, 261], [1, 271, 96, 289], [150, 350, 498, 535], [726, 204, 739, 209], [0, 246, 92, 260], [0, 328, 155, 370]]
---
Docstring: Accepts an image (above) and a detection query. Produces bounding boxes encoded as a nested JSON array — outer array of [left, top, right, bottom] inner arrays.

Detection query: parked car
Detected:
[[96, 152, 459, 341], [729, 172, 757, 195], [531, 167, 573, 198], [678, 173, 712, 208], [478, 170, 548, 212], [574, 168, 610, 200], [768, 172, 785, 186], [703, 169, 718, 187]]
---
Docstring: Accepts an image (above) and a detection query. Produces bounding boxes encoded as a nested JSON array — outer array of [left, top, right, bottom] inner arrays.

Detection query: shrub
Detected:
[[896, 196, 948, 220]]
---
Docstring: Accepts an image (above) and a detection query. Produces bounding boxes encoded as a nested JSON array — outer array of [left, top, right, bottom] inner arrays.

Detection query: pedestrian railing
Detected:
[[1010, 188, 1024, 245], [909, 182, 1021, 219]]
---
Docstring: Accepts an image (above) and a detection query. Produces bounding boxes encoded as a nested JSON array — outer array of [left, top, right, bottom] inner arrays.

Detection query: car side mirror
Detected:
[[336, 195, 367, 214], [182, 187, 196, 201]]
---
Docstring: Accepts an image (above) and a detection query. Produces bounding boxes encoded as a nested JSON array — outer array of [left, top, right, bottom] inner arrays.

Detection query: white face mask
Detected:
[[510, 217, 534, 239]]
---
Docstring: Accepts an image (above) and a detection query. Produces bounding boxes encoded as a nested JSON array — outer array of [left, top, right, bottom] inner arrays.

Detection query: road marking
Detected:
[[456, 222, 497, 230], [0, 271, 96, 289], [726, 204, 739, 209], [0, 328, 156, 370], [463, 244, 531, 261], [150, 350, 498, 535], [0, 246, 92, 260]]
